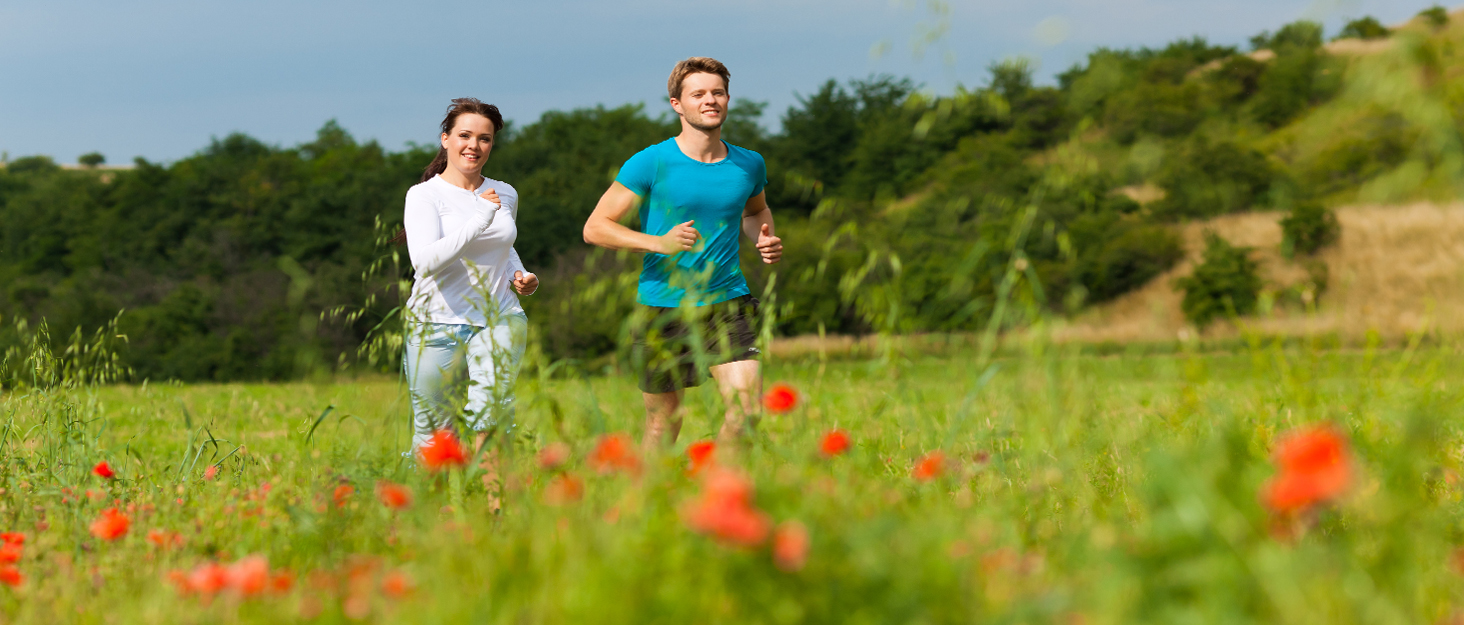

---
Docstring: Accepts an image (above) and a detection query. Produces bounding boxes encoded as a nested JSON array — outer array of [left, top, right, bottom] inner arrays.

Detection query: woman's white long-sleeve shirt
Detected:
[[404, 174, 527, 326]]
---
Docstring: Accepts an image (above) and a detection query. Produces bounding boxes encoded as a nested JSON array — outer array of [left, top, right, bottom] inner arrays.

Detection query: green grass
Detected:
[[3, 339, 1464, 623]]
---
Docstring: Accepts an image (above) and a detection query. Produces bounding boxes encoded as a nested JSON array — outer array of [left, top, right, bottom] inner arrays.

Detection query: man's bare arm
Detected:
[[742, 192, 782, 264], [583, 182, 699, 254]]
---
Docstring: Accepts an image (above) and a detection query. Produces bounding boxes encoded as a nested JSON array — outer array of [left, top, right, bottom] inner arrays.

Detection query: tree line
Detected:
[[0, 13, 1445, 381]]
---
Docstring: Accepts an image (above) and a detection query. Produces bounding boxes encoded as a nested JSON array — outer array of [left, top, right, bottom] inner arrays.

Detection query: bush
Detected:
[[1419, 6, 1449, 28], [1337, 17, 1389, 40], [1280, 201, 1341, 257], [1153, 137, 1276, 220], [1176, 233, 1262, 327], [1068, 218, 1185, 303]]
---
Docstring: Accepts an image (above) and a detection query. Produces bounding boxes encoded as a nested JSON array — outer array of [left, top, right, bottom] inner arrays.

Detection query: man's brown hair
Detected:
[[667, 57, 730, 100]]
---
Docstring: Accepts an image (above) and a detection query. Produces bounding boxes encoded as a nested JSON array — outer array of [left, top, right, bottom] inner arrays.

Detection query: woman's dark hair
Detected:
[[420, 98, 505, 183], [395, 99, 505, 245]]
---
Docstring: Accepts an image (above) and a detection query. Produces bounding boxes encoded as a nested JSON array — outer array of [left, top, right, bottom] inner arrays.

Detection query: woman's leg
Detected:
[[403, 323, 472, 452], [463, 313, 530, 437]]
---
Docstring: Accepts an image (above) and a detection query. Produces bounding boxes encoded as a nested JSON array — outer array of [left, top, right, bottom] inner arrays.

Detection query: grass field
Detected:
[[3, 336, 1464, 623]]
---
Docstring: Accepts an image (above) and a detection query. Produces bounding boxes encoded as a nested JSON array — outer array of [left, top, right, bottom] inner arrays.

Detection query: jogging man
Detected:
[[582, 56, 783, 448]]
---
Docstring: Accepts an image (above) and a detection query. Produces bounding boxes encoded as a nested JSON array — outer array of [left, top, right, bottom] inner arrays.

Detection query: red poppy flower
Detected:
[[0, 544, 19, 564], [147, 529, 184, 550], [185, 563, 229, 595], [589, 433, 640, 475], [1262, 424, 1353, 514], [819, 430, 851, 457], [762, 383, 799, 413], [93, 461, 115, 479], [544, 473, 584, 506], [683, 468, 771, 547], [419, 429, 468, 470], [226, 555, 270, 597], [376, 482, 412, 510], [270, 571, 295, 594], [89, 507, 130, 541], [773, 520, 810, 572], [687, 440, 716, 476], [381, 570, 414, 599], [912, 451, 945, 482], [0, 533, 24, 547], [538, 442, 571, 470], [333, 484, 355, 508], [0, 565, 22, 587], [203, 465, 218, 481]]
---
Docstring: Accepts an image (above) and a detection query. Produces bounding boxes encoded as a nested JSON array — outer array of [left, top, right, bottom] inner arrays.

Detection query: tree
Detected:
[[1336, 17, 1389, 40], [78, 152, 105, 168]]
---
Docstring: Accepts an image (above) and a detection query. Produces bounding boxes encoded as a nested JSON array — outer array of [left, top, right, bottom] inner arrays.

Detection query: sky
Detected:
[[0, 0, 1439, 164]]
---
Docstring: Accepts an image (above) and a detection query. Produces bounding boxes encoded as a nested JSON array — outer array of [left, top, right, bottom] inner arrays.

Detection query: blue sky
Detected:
[[0, 0, 1436, 164]]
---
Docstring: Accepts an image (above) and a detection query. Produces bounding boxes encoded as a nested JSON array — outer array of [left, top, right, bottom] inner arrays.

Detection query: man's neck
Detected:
[[439, 167, 483, 191], [674, 124, 727, 163]]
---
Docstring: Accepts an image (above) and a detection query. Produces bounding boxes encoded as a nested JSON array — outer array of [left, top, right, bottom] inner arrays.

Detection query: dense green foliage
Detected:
[[1280, 201, 1342, 257], [2, 11, 1449, 381], [1176, 233, 1263, 327], [1338, 17, 1390, 40]]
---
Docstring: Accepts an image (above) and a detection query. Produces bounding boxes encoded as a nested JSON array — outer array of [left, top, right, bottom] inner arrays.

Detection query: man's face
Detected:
[[672, 72, 728, 132]]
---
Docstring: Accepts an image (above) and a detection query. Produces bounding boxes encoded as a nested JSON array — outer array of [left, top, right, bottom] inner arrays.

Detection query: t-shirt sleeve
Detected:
[[752, 153, 768, 198], [614, 148, 657, 197]]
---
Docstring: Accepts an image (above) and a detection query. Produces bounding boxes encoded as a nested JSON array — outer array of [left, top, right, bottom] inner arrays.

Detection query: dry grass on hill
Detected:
[[1053, 203, 1464, 344]]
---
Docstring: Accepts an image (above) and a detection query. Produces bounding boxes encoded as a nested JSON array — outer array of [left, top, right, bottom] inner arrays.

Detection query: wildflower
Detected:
[[544, 473, 584, 506], [538, 442, 571, 470], [381, 570, 414, 599], [819, 430, 851, 457], [0, 544, 19, 564], [762, 383, 799, 413], [226, 555, 270, 597], [912, 451, 945, 482], [0, 533, 24, 547], [333, 484, 355, 508], [683, 468, 771, 547], [89, 507, 130, 541], [419, 429, 468, 470], [147, 529, 183, 550], [773, 521, 810, 572], [0, 566, 21, 587], [376, 482, 412, 510], [589, 433, 640, 475], [93, 461, 115, 479], [270, 570, 295, 593], [687, 440, 716, 476], [203, 465, 218, 481], [1262, 424, 1353, 514], [184, 563, 229, 595]]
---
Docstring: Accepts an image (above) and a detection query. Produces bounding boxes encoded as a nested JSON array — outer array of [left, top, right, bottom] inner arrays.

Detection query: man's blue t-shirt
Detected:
[[616, 138, 768, 307]]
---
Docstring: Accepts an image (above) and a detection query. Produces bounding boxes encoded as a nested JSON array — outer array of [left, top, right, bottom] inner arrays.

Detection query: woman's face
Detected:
[[441, 113, 495, 176]]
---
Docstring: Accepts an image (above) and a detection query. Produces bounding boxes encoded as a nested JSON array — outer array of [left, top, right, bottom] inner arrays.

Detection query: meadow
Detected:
[[1, 331, 1462, 624]]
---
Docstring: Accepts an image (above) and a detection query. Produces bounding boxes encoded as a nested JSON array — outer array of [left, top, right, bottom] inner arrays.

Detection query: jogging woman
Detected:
[[402, 98, 537, 457]]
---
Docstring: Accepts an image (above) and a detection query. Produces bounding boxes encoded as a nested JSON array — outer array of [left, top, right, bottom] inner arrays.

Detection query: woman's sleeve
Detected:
[[404, 188, 500, 276], [508, 247, 528, 276]]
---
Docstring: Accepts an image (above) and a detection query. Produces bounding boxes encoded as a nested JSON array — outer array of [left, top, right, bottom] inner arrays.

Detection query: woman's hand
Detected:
[[513, 270, 539, 295], [479, 188, 501, 206]]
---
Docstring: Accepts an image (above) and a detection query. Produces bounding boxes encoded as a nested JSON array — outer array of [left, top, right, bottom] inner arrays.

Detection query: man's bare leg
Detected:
[[709, 359, 761, 444], [643, 391, 684, 448]]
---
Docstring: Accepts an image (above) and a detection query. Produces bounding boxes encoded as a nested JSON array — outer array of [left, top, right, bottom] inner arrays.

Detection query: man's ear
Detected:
[[669, 98, 684, 117]]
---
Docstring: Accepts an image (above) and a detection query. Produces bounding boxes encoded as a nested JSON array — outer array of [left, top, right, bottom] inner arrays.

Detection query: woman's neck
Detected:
[[438, 167, 483, 191]]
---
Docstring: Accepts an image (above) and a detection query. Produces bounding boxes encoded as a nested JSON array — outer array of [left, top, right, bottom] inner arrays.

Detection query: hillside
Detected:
[[1054, 202, 1464, 343]]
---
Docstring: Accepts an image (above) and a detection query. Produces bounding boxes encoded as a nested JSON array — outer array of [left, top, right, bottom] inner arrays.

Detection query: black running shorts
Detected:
[[631, 295, 760, 394]]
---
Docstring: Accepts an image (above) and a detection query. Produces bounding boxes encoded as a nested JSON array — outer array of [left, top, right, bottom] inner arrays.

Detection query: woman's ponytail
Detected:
[[420, 147, 450, 184]]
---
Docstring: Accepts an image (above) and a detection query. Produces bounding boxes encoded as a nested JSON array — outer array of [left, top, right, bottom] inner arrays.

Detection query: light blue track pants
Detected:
[[402, 314, 528, 451]]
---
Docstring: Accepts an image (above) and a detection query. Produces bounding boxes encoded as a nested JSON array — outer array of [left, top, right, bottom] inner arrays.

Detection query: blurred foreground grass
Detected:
[[3, 339, 1464, 623]]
